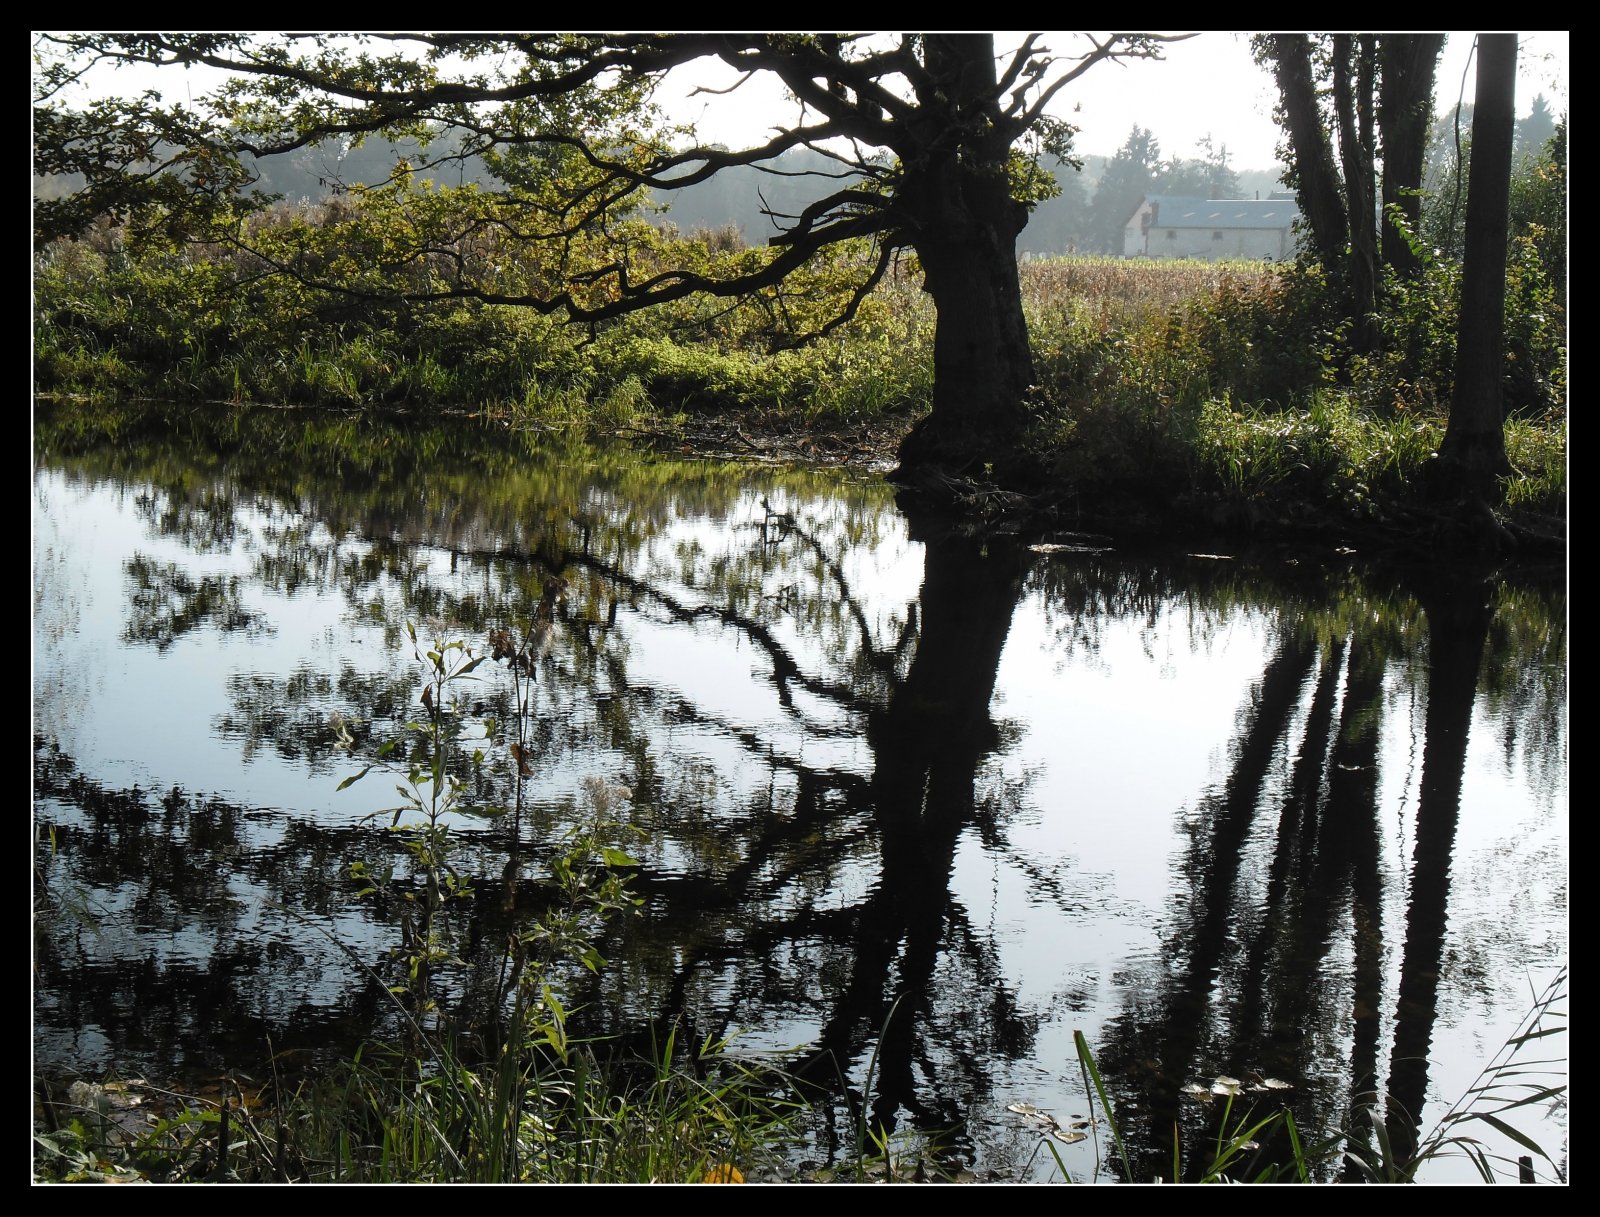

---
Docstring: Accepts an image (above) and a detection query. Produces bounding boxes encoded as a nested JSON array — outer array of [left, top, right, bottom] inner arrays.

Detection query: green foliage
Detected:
[[1019, 247, 1562, 532], [1424, 110, 1567, 300], [1196, 393, 1444, 524], [34, 201, 932, 425], [1501, 417, 1567, 512], [35, 213, 1564, 535], [1509, 120, 1567, 302], [1501, 232, 1567, 418]]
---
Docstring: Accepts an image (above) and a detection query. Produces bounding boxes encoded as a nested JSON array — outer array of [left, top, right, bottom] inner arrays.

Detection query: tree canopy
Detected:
[[33, 32, 1182, 483]]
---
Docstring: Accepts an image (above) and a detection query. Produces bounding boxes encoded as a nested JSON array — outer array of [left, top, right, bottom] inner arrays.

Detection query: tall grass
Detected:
[[1065, 966, 1566, 1184], [33, 1026, 803, 1183], [1345, 966, 1568, 1184]]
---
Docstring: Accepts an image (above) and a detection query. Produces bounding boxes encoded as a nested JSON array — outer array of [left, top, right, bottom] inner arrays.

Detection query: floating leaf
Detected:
[[1212, 1077, 1243, 1096], [1007, 1102, 1059, 1127], [1052, 1129, 1088, 1144], [1260, 1077, 1293, 1090]]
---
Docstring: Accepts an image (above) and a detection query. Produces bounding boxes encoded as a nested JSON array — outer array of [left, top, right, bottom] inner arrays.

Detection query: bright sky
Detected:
[[45, 31, 1570, 173], [659, 32, 1571, 170]]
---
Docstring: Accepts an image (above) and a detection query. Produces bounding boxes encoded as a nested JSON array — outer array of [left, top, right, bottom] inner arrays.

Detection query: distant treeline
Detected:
[[645, 146, 1284, 256], [33, 122, 1284, 257], [220, 130, 1292, 255], [35, 93, 1560, 260]]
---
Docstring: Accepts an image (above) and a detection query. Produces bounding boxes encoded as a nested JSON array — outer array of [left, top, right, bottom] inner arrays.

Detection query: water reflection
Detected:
[[33, 402, 1566, 1181]]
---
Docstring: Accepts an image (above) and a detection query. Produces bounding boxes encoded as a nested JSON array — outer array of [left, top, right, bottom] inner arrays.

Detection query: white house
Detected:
[[1122, 195, 1301, 261]]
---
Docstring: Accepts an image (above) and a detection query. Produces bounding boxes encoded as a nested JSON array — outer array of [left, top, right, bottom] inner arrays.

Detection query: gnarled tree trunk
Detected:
[[896, 154, 1034, 479], [893, 35, 1036, 483]]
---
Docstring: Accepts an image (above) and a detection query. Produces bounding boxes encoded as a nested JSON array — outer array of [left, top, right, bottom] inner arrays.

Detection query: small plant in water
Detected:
[[341, 621, 492, 1021]]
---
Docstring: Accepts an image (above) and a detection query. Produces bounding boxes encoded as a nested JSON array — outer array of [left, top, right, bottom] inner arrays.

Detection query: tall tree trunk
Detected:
[[1333, 35, 1379, 353], [1379, 34, 1445, 275], [1438, 34, 1516, 494], [893, 36, 1036, 482], [1269, 34, 1349, 267]]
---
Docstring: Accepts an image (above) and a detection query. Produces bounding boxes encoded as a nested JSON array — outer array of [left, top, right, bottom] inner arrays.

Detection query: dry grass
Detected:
[[1021, 255, 1279, 322]]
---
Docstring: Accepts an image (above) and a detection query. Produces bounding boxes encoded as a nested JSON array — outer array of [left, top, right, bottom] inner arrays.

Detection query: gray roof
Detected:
[[1133, 194, 1301, 231]]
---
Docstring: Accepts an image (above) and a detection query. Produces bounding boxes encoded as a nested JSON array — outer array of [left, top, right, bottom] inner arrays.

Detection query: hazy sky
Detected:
[[46, 32, 1570, 173], [659, 32, 1571, 170]]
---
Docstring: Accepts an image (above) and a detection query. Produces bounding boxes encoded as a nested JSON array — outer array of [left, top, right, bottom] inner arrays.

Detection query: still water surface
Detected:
[[32, 403, 1567, 1182]]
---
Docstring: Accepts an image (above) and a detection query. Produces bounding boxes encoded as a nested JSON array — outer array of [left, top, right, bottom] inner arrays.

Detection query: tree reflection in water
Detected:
[[33, 403, 1566, 1180]]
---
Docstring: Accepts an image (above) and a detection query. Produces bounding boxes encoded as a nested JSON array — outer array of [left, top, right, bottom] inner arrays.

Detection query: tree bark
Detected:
[[896, 166, 1034, 477], [1438, 34, 1516, 493], [1379, 34, 1445, 275], [1333, 35, 1379, 353], [892, 36, 1037, 482], [1269, 34, 1349, 267]]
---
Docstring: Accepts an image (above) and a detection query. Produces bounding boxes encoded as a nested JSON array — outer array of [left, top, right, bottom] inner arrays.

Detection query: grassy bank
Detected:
[[33, 214, 1566, 543]]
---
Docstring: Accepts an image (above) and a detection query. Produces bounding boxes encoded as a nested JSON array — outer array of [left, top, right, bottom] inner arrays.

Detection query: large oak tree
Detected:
[[33, 32, 1174, 486]]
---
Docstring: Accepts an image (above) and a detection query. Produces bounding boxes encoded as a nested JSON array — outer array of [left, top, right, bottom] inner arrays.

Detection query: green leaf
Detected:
[[601, 847, 640, 868], [1506, 1025, 1566, 1046], [337, 766, 373, 790], [1471, 1113, 1551, 1160]]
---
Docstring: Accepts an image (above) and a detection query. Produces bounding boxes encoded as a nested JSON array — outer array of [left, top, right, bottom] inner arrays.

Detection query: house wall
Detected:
[[1125, 224, 1291, 261], [1121, 197, 1296, 261], [1123, 199, 1156, 257]]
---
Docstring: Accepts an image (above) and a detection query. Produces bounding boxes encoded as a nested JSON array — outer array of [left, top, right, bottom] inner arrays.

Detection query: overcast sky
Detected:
[[46, 32, 1570, 173]]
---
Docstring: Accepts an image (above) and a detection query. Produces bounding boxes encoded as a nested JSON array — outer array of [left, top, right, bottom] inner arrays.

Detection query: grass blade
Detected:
[[1074, 1030, 1133, 1182]]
